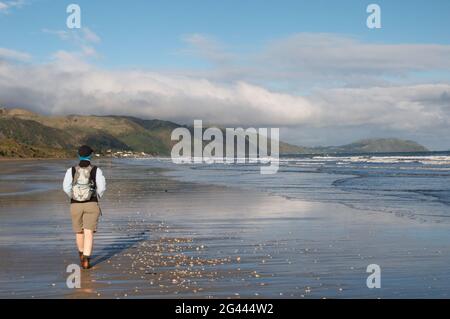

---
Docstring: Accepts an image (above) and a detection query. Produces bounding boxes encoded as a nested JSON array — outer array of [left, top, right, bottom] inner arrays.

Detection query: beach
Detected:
[[1, 157, 450, 298]]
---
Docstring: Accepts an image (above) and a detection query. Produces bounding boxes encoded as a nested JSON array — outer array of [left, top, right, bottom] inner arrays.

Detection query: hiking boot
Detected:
[[81, 255, 91, 269]]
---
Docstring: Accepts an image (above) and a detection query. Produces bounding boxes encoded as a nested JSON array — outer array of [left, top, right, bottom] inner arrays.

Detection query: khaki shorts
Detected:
[[70, 202, 101, 233]]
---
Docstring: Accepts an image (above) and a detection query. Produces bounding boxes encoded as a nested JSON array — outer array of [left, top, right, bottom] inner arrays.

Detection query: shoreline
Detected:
[[0, 157, 69, 161], [1, 149, 448, 162]]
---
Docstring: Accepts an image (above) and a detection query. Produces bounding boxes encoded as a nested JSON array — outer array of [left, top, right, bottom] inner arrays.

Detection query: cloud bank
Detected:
[[1, 32, 450, 149], [0, 47, 31, 62], [183, 33, 450, 88], [1, 52, 449, 128]]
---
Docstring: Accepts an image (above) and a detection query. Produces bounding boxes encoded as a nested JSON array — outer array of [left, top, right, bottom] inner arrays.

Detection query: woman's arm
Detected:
[[96, 168, 106, 198], [62, 168, 73, 198]]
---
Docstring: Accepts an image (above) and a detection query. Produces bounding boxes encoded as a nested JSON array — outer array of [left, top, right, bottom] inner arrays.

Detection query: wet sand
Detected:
[[1, 159, 450, 298]]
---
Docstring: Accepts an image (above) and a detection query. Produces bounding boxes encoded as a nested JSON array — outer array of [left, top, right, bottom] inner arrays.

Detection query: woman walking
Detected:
[[63, 145, 106, 269]]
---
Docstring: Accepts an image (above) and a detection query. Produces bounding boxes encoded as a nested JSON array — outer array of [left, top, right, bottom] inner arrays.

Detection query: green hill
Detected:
[[0, 108, 181, 157], [0, 107, 306, 157], [307, 138, 429, 154], [0, 107, 429, 158]]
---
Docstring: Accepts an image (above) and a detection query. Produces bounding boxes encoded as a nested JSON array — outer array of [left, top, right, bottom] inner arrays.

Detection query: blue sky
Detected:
[[1, 0, 450, 149], [2, 0, 450, 68]]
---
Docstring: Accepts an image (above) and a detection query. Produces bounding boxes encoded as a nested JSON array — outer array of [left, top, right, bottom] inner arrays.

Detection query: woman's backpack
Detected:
[[71, 165, 97, 202]]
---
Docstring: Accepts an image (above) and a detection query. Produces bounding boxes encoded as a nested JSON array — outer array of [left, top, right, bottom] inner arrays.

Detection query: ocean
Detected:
[[161, 151, 450, 223]]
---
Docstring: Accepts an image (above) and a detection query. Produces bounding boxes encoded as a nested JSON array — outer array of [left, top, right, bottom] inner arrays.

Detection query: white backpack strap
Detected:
[[72, 166, 80, 186]]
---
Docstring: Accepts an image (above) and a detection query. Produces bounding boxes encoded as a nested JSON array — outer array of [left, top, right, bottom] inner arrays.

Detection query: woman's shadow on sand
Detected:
[[90, 230, 150, 267]]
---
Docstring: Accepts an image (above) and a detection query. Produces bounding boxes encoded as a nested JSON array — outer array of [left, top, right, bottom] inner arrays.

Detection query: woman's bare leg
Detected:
[[83, 229, 94, 256], [76, 232, 84, 252]]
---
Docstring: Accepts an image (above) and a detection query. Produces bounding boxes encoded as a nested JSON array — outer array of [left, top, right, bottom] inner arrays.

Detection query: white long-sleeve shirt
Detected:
[[63, 166, 106, 199]]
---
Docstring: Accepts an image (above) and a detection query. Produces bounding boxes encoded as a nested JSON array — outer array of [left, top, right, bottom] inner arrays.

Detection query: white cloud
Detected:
[[42, 27, 101, 58], [0, 0, 26, 13], [182, 33, 235, 66], [263, 33, 450, 74], [261, 33, 450, 89], [0, 53, 312, 125], [0, 47, 31, 61], [181, 33, 450, 89], [0, 53, 449, 132], [42, 29, 70, 41], [82, 27, 101, 44], [309, 84, 450, 129]]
